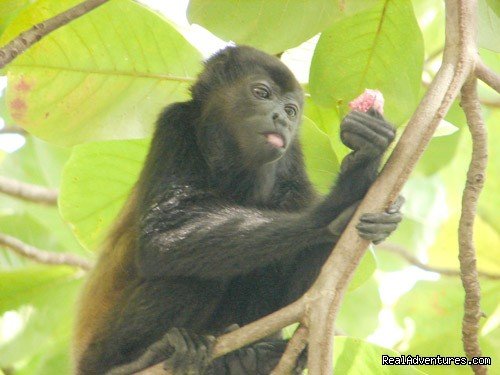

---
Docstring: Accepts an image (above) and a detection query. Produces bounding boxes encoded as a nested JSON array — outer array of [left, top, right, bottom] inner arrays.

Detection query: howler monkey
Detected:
[[74, 46, 403, 375]]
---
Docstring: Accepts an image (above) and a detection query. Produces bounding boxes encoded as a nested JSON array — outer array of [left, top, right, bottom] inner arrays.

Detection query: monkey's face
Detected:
[[212, 75, 303, 167]]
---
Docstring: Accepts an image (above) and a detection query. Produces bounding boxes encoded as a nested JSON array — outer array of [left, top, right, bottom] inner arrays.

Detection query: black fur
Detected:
[[76, 46, 397, 374]]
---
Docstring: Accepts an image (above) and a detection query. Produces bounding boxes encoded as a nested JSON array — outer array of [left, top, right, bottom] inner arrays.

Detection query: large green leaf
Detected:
[[188, 0, 381, 55], [395, 279, 500, 375], [333, 336, 424, 374], [59, 139, 148, 251], [480, 109, 500, 232], [479, 0, 500, 52], [1, 0, 201, 146], [0, 139, 86, 259], [300, 117, 339, 194], [309, 0, 424, 125], [0, 0, 30, 36], [0, 267, 81, 370], [338, 278, 381, 337]]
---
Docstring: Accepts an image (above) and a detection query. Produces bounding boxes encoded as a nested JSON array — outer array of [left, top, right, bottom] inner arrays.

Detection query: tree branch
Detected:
[[0, 233, 93, 270], [305, 0, 477, 373], [138, 300, 306, 374], [458, 78, 488, 375], [0, 0, 110, 69], [271, 326, 308, 375], [378, 243, 500, 280], [0, 126, 27, 135], [0, 176, 58, 205], [475, 58, 500, 94]]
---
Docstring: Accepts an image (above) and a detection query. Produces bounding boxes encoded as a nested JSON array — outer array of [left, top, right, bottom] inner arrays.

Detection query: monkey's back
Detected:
[[72, 194, 139, 370]]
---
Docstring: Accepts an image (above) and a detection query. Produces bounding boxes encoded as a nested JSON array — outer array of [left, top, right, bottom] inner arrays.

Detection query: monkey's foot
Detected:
[[154, 328, 215, 375], [209, 339, 306, 375]]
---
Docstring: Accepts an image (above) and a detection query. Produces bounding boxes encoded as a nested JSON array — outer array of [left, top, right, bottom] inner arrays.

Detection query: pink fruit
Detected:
[[348, 89, 384, 115]]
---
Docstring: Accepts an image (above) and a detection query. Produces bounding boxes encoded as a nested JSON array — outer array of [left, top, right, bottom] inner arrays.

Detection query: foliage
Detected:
[[0, 0, 499, 374]]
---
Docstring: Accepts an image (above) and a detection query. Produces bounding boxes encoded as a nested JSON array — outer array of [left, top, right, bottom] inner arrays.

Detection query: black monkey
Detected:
[[73, 46, 403, 375]]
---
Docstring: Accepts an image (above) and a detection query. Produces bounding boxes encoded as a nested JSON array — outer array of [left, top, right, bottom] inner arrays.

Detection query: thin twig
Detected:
[[271, 326, 308, 375], [0, 0, 110, 69], [139, 300, 305, 374], [0, 176, 58, 205], [0, 233, 93, 270], [0, 126, 27, 135], [475, 58, 500, 94], [458, 78, 488, 375], [378, 243, 500, 280]]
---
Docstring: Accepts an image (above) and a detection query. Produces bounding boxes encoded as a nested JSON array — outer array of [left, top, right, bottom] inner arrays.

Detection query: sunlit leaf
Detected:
[[479, 0, 500, 52], [188, 0, 381, 55], [395, 279, 500, 375], [333, 336, 424, 374], [310, 0, 424, 125], [1, 0, 201, 146], [0, 267, 81, 369], [59, 139, 148, 250], [338, 278, 381, 337], [0, 0, 30, 36], [301, 117, 339, 194]]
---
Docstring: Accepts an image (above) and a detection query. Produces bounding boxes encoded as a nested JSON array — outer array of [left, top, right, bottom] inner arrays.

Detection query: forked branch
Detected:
[[0, 0, 110, 69]]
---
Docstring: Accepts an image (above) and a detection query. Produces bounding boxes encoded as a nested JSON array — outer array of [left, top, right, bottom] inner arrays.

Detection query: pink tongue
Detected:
[[266, 133, 284, 148]]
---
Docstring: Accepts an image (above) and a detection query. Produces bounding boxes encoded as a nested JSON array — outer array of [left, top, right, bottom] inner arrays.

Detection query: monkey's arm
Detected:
[[137, 193, 337, 280]]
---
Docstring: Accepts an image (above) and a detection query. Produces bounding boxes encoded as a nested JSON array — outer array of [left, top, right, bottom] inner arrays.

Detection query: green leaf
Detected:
[[416, 101, 466, 176], [304, 96, 350, 160], [309, 0, 424, 125], [333, 336, 424, 374], [412, 0, 445, 58], [479, 0, 500, 52], [59, 139, 148, 250], [348, 248, 377, 292], [188, 0, 381, 55], [480, 109, 500, 232], [0, 0, 30, 36], [300, 117, 339, 194], [338, 278, 381, 337], [1, 0, 201, 146], [0, 267, 81, 368], [395, 279, 500, 375], [0, 266, 78, 312]]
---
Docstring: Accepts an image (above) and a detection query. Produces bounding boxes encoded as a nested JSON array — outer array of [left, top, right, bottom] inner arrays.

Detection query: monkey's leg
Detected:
[[107, 327, 215, 375], [208, 339, 307, 375], [80, 278, 222, 374]]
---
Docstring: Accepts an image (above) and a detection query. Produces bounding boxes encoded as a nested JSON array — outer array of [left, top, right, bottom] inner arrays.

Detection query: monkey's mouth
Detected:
[[262, 132, 285, 148]]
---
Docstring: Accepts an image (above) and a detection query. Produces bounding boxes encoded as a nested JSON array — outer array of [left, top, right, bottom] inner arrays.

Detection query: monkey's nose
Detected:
[[272, 112, 287, 128]]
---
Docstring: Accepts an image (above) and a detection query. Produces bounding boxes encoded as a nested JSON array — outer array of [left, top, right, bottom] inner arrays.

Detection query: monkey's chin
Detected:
[[262, 145, 286, 163]]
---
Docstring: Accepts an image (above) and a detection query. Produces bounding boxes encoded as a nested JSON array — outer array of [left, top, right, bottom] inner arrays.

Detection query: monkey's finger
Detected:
[[367, 107, 384, 120], [359, 212, 402, 224], [346, 111, 395, 138], [388, 195, 405, 214], [356, 222, 399, 236], [223, 323, 240, 333], [341, 121, 391, 151]]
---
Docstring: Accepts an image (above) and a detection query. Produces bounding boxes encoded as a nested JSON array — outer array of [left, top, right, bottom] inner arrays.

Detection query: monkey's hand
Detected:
[[328, 196, 404, 245], [339, 109, 395, 173], [356, 195, 404, 244]]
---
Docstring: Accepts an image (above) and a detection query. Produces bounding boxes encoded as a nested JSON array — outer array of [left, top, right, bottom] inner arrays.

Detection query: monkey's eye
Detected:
[[285, 105, 298, 118], [252, 85, 271, 99]]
